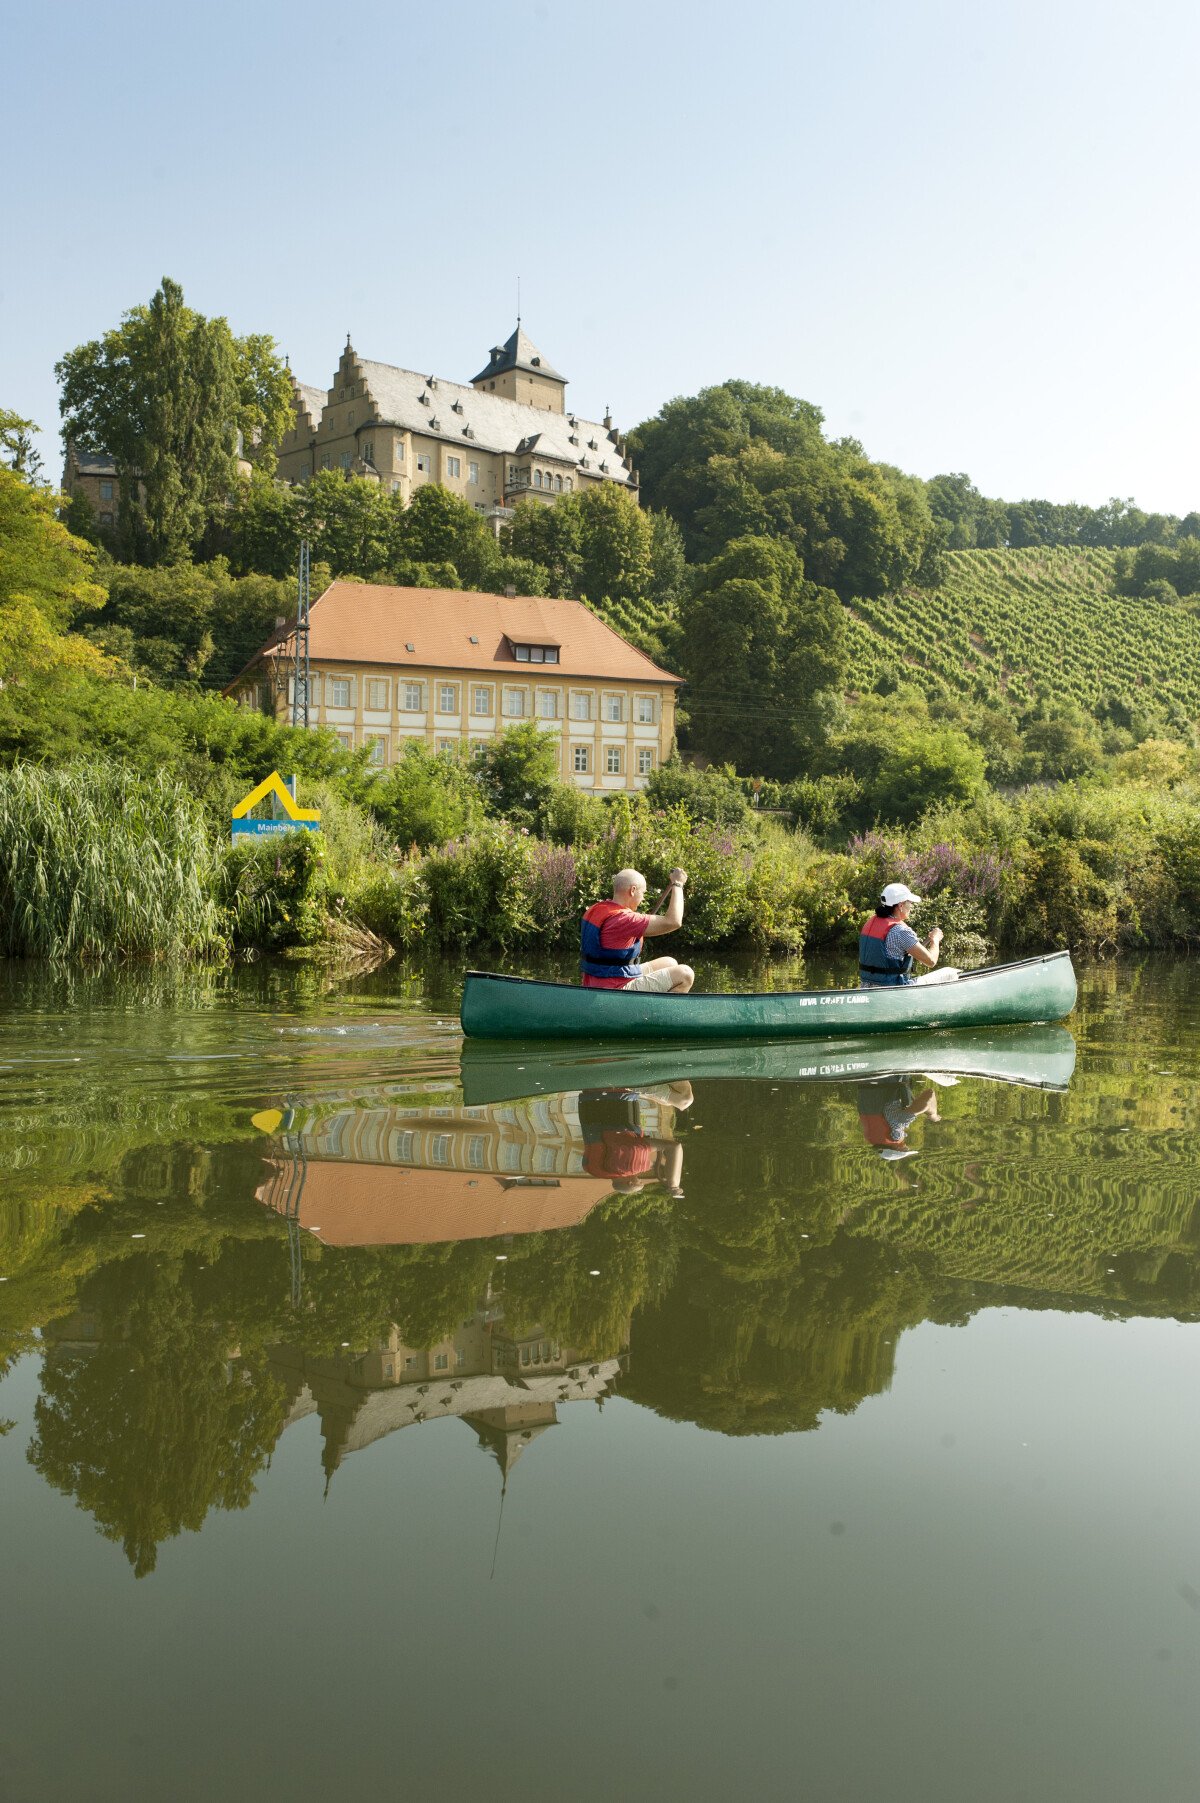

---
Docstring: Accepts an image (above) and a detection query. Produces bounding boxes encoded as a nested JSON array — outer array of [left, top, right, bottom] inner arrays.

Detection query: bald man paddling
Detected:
[[580, 868, 696, 994]]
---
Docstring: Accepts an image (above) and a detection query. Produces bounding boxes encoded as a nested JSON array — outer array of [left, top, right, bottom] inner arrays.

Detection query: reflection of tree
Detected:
[[29, 1256, 288, 1578], [494, 1190, 679, 1359]]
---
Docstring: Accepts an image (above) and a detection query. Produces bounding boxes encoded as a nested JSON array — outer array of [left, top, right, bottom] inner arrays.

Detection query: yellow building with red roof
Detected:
[[227, 579, 679, 790]]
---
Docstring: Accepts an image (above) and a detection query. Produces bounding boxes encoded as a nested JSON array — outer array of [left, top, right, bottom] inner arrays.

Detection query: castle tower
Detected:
[[470, 325, 567, 414]]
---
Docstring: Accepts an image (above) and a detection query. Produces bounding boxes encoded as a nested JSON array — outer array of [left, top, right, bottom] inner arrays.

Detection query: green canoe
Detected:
[[460, 952, 1077, 1043], [460, 1021, 1077, 1106]]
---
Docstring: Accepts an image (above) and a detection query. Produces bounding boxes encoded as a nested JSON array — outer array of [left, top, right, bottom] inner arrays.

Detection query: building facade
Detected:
[[228, 580, 678, 792], [276, 324, 638, 530], [60, 445, 123, 530]]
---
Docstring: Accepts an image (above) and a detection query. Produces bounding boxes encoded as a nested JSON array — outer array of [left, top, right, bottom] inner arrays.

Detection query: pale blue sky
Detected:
[[3, 0, 1197, 512]]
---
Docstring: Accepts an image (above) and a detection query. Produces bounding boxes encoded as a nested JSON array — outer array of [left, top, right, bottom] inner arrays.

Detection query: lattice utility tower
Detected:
[[291, 538, 311, 729]]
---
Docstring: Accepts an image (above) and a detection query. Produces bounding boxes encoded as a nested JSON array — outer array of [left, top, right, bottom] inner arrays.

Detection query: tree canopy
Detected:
[[629, 381, 940, 599], [57, 278, 293, 564], [676, 535, 847, 776]]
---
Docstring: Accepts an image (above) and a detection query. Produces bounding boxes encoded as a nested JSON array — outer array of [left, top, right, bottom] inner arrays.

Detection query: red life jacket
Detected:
[[859, 913, 914, 985], [580, 900, 644, 985]]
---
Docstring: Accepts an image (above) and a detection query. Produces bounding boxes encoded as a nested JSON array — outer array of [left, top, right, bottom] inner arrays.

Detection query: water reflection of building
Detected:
[[269, 1305, 627, 1484], [255, 1094, 680, 1247]]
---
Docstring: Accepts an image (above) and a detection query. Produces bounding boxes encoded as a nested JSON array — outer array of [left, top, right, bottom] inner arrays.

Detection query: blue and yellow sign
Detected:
[[231, 771, 321, 843]]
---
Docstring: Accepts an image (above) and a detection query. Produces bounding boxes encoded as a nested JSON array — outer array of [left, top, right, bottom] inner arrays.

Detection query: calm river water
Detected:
[[3, 955, 1200, 1801]]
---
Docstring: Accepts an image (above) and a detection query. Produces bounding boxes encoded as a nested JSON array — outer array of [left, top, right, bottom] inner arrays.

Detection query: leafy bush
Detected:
[[367, 742, 483, 851], [351, 859, 430, 951], [216, 829, 328, 951], [645, 758, 751, 827], [472, 721, 560, 828]]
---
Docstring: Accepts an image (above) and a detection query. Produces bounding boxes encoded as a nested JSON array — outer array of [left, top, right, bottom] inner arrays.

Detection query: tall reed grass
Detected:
[[0, 762, 221, 962]]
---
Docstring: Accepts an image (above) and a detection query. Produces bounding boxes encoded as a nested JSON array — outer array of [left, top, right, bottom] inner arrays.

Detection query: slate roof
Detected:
[[234, 582, 680, 686], [470, 324, 566, 385], [294, 383, 326, 431], [69, 448, 119, 477], [352, 357, 634, 485]]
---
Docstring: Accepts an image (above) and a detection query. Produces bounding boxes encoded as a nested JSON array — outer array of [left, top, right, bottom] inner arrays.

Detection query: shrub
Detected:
[[216, 829, 328, 952], [351, 858, 430, 951], [645, 758, 751, 827], [420, 824, 537, 949], [473, 721, 560, 827], [367, 742, 484, 850]]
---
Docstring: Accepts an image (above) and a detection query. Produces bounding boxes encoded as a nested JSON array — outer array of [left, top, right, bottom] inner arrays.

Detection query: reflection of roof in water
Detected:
[[257, 1160, 615, 1245]]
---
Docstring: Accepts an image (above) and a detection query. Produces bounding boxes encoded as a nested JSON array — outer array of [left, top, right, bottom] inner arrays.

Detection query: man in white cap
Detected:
[[858, 882, 950, 987]]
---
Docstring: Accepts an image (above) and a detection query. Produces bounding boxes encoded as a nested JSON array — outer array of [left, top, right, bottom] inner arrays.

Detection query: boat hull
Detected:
[[460, 953, 1077, 1043]]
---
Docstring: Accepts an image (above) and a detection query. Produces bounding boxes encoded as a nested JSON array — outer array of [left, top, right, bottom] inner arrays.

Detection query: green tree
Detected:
[[56, 278, 292, 564], [677, 536, 846, 776], [473, 720, 561, 825], [629, 381, 939, 599], [369, 741, 484, 848], [0, 408, 44, 482]]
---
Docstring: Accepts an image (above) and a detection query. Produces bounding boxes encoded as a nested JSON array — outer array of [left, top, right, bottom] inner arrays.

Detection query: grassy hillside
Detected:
[[844, 547, 1200, 718]]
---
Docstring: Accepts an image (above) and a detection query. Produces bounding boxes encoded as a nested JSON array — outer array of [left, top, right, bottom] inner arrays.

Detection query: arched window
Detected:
[[534, 470, 543, 488], [554, 473, 563, 492]]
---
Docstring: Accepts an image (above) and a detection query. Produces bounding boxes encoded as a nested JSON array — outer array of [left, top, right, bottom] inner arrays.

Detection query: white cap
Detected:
[[880, 881, 922, 907]]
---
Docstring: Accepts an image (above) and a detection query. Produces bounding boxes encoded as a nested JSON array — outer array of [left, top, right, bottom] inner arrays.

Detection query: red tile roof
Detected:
[[239, 582, 680, 686]]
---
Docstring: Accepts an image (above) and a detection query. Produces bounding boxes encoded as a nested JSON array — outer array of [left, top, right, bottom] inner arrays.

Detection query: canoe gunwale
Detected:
[[464, 950, 1073, 1001]]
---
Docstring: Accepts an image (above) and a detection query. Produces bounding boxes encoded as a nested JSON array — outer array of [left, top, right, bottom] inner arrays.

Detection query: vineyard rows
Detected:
[[843, 547, 1200, 717]]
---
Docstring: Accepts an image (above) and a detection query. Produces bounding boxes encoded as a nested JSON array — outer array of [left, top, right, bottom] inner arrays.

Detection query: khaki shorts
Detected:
[[623, 967, 678, 994]]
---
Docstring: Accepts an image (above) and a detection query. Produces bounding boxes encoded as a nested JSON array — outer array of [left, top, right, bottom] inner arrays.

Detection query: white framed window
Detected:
[[394, 441, 405, 467], [606, 746, 623, 775], [468, 460, 479, 484], [329, 677, 351, 708], [434, 1351, 449, 1370], [438, 737, 457, 752], [638, 747, 655, 776], [472, 684, 493, 715], [431, 1136, 451, 1166], [367, 678, 389, 710], [367, 736, 388, 766], [403, 681, 423, 711], [514, 644, 531, 662], [573, 745, 590, 773], [446, 455, 461, 477], [99, 479, 113, 500], [604, 694, 624, 722], [571, 691, 593, 721], [543, 646, 559, 664], [416, 452, 431, 473], [320, 453, 331, 470], [467, 1135, 486, 1168], [336, 731, 354, 750], [438, 682, 458, 713], [635, 695, 656, 724], [362, 441, 374, 464], [503, 687, 527, 718], [339, 451, 352, 471], [538, 690, 559, 718]]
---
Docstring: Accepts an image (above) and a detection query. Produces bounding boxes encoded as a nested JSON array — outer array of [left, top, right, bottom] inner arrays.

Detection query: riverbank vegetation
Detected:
[[6, 277, 1200, 964]]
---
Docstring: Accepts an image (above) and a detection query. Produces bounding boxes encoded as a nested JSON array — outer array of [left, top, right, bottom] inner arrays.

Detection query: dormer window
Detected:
[[508, 639, 559, 665]]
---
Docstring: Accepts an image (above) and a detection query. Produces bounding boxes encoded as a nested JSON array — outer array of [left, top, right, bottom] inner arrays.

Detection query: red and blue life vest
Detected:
[[858, 913, 914, 987], [580, 901, 644, 983]]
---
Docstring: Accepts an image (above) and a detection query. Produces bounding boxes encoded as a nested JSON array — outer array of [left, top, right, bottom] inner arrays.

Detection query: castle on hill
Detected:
[[276, 322, 639, 529]]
